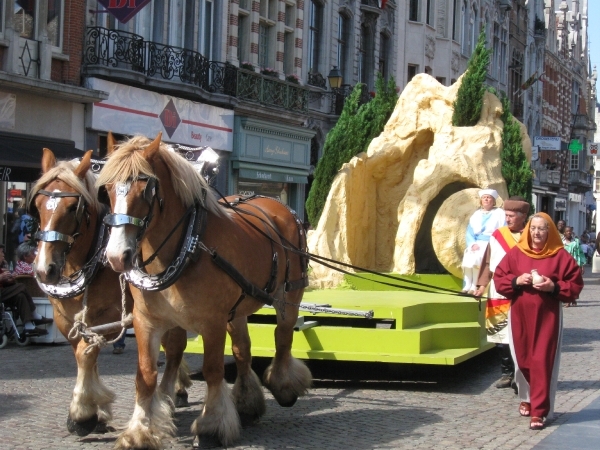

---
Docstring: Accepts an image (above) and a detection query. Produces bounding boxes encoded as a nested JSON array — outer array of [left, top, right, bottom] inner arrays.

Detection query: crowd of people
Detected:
[[463, 190, 586, 431]]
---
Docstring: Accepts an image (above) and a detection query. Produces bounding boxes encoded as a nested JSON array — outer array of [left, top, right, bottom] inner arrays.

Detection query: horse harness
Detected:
[[30, 189, 110, 299], [102, 177, 309, 320]]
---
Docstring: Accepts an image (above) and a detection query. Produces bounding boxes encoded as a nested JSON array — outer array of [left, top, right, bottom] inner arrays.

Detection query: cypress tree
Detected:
[[498, 94, 533, 205], [452, 29, 492, 127], [306, 74, 398, 225]]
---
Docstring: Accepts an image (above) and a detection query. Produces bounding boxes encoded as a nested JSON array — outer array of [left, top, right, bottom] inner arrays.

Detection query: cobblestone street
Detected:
[[1, 273, 599, 449]]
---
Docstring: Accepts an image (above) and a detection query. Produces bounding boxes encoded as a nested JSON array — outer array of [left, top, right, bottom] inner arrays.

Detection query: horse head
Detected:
[[100, 133, 165, 272], [32, 149, 96, 284]]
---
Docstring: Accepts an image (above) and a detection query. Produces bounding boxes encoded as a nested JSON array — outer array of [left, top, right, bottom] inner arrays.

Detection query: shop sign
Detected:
[[588, 142, 598, 156], [88, 78, 233, 151], [554, 198, 567, 211], [239, 169, 307, 184], [0, 166, 46, 183], [9, 189, 21, 197], [97, 0, 151, 24], [534, 136, 561, 151]]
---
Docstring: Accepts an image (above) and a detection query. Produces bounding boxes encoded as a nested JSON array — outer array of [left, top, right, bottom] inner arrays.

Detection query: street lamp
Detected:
[[327, 66, 343, 90]]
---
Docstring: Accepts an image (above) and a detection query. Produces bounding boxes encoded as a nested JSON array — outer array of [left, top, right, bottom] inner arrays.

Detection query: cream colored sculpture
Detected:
[[307, 74, 531, 288]]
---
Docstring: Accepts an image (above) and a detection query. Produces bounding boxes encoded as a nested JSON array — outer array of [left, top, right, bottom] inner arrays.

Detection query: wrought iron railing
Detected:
[[568, 169, 592, 187], [84, 27, 318, 114], [84, 27, 145, 73], [237, 69, 309, 112]]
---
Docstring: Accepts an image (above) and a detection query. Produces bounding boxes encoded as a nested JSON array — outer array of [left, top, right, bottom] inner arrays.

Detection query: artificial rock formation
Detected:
[[307, 74, 531, 287]]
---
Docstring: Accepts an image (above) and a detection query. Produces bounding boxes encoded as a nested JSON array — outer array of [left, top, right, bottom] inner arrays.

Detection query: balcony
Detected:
[[537, 169, 561, 186], [83, 27, 313, 114], [568, 169, 593, 192]]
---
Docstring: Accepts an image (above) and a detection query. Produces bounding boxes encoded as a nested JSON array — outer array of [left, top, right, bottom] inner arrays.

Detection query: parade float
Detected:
[[187, 43, 532, 365]]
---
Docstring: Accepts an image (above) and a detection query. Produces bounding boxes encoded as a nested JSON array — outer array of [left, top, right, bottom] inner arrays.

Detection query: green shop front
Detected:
[[231, 117, 315, 221]]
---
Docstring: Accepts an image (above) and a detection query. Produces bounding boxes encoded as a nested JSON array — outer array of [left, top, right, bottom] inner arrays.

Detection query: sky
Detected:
[[589, 1, 600, 82]]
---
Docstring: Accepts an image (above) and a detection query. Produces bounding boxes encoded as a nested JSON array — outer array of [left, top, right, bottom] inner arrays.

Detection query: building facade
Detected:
[[0, 2, 106, 251], [534, 0, 594, 234]]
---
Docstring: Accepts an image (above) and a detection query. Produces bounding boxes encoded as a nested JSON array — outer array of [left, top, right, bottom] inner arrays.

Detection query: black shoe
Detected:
[[495, 375, 513, 388], [33, 317, 53, 325], [25, 326, 49, 336]]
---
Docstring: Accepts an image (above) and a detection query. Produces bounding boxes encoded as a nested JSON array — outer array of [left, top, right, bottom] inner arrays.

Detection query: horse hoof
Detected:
[[66, 413, 99, 436], [193, 434, 222, 449], [175, 392, 189, 408], [93, 421, 115, 434], [278, 396, 298, 407], [239, 412, 260, 428]]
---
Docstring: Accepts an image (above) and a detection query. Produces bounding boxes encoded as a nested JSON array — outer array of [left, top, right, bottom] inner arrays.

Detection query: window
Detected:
[[452, 0, 458, 40], [259, 24, 270, 68], [461, 1, 468, 54], [426, 0, 435, 26], [46, 0, 62, 48], [359, 24, 374, 87], [407, 64, 418, 83], [238, 1, 251, 63], [570, 152, 579, 170], [202, 0, 214, 59], [470, 4, 478, 54], [14, 0, 36, 39], [284, 3, 296, 75], [184, 1, 197, 50], [379, 33, 389, 80], [308, 0, 323, 74], [409, 0, 419, 22], [337, 14, 350, 81], [0, 0, 4, 34]]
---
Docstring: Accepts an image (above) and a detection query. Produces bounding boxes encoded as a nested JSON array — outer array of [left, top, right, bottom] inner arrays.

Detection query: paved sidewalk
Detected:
[[1, 271, 600, 449]]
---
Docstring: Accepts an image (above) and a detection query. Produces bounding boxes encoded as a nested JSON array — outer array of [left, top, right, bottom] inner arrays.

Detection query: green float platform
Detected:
[[185, 274, 494, 365]]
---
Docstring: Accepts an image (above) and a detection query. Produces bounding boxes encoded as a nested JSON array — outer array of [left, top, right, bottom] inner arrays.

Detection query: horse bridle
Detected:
[[32, 189, 88, 250], [103, 175, 162, 237]]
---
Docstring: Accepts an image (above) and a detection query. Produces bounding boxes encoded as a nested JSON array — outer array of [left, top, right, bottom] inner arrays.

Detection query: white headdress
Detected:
[[478, 189, 498, 199]]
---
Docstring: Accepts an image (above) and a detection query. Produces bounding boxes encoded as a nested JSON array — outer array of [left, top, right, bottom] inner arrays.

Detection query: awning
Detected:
[[233, 161, 309, 184], [0, 131, 85, 182]]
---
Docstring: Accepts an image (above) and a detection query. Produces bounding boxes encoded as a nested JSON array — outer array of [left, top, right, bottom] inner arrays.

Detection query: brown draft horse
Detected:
[[31, 148, 191, 436], [97, 133, 312, 449]]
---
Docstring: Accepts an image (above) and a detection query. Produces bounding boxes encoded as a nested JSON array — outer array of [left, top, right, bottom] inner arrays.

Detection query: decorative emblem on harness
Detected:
[[116, 183, 130, 197]]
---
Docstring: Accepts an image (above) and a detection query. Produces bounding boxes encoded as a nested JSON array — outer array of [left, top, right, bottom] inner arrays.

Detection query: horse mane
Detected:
[[96, 135, 222, 215], [30, 159, 101, 213]]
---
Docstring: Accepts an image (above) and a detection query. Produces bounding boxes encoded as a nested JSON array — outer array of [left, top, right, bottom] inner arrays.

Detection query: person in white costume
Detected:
[[461, 189, 506, 293]]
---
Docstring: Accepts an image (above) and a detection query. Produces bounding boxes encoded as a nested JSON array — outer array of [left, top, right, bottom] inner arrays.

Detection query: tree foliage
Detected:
[[305, 74, 398, 225], [498, 94, 533, 206], [452, 29, 491, 126]]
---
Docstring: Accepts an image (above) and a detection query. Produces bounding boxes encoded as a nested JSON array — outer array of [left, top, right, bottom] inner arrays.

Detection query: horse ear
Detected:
[[74, 150, 93, 179], [41, 148, 56, 173], [107, 131, 116, 155], [143, 132, 162, 161]]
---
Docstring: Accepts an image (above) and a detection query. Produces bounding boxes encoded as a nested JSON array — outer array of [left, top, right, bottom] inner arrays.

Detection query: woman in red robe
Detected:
[[494, 212, 583, 430]]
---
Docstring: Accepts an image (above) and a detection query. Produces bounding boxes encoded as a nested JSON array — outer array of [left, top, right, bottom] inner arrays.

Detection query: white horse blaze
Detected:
[[105, 183, 135, 267], [35, 192, 62, 269]]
